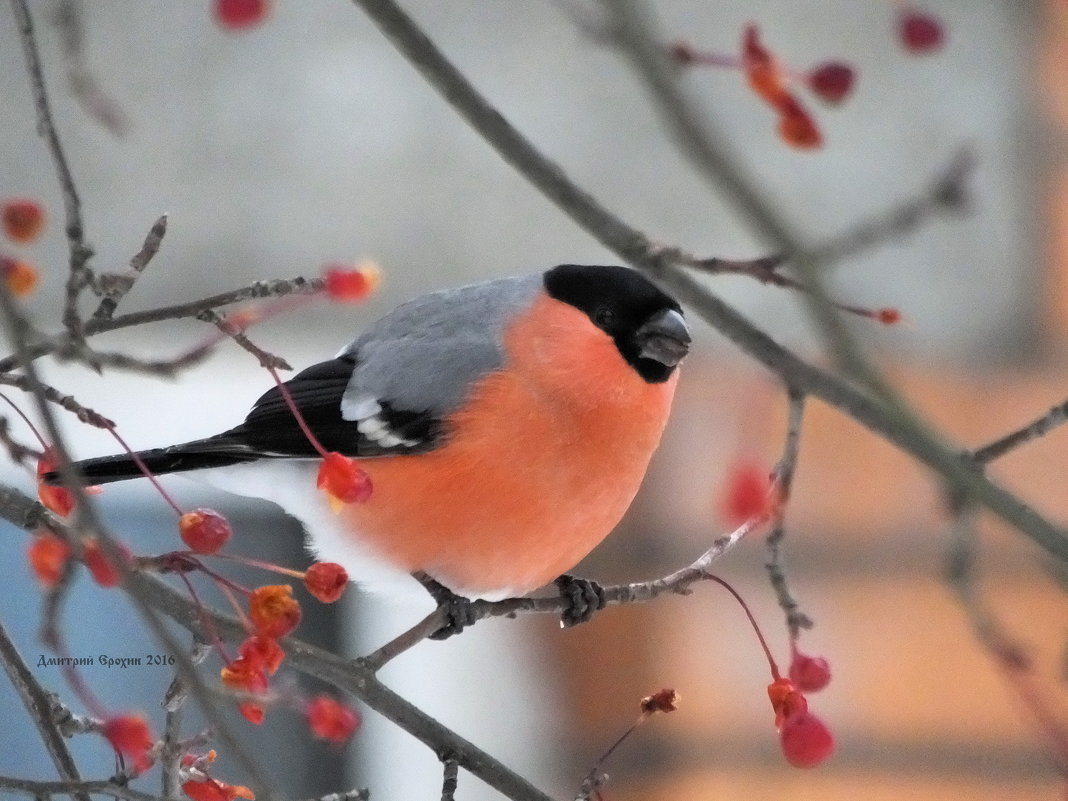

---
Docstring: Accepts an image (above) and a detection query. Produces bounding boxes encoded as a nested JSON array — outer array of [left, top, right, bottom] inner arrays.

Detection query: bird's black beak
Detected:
[[636, 308, 690, 367]]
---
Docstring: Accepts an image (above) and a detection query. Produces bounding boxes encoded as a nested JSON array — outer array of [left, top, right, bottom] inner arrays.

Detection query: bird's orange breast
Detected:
[[338, 294, 679, 599]]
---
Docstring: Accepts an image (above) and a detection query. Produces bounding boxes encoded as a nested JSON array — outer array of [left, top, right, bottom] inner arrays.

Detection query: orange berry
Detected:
[[776, 98, 823, 150], [220, 657, 269, 725], [83, 537, 131, 588], [238, 635, 284, 675], [742, 24, 790, 106], [1, 256, 40, 297], [248, 584, 301, 638], [27, 533, 71, 588]]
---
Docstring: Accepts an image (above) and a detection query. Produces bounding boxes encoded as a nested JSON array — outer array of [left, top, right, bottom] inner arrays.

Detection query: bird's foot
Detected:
[[414, 572, 477, 641], [555, 573, 606, 628]]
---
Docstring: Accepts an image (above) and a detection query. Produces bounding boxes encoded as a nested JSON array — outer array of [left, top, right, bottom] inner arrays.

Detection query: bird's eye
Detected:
[[594, 306, 615, 328]]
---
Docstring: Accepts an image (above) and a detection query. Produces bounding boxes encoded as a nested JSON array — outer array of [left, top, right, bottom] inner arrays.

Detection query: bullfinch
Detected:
[[46, 264, 690, 620]]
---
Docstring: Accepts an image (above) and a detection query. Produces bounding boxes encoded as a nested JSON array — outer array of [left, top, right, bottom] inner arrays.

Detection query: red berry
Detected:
[[213, 0, 269, 30], [807, 62, 855, 104], [877, 307, 902, 325], [178, 508, 232, 554], [27, 534, 71, 588], [102, 714, 154, 774], [780, 711, 835, 768], [323, 262, 381, 303], [899, 9, 944, 54], [238, 635, 285, 675], [304, 562, 348, 603], [317, 452, 373, 505], [83, 538, 131, 588], [37, 448, 74, 517], [720, 460, 772, 524], [789, 651, 832, 693], [305, 695, 360, 743], [1, 199, 45, 244]]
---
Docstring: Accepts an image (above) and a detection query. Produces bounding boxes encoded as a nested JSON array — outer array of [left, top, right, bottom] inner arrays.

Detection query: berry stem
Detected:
[[265, 366, 329, 458], [707, 574, 782, 680], [0, 390, 48, 450], [104, 423, 184, 516], [208, 552, 306, 580]]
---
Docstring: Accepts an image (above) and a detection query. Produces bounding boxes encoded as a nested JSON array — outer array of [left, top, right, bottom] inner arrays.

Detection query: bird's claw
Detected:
[[555, 573, 606, 628], [414, 572, 477, 640]]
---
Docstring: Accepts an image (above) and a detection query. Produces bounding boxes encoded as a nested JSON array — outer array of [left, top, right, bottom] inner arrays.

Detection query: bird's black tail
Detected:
[[42, 436, 261, 486]]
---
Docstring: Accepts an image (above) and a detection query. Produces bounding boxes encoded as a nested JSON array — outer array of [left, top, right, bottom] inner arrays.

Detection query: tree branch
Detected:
[[347, 0, 1068, 566], [0, 618, 90, 801]]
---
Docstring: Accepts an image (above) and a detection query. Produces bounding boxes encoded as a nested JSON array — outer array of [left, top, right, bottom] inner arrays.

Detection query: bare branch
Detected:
[[161, 639, 211, 800], [765, 388, 813, 638], [969, 397, 1068, 465], [0, 417, 41, 465], [53, 0, 130, 136], [363, 514, 762, 671], [0, 373, 114, 428], [196, 309, 292, 371], [0, 775, 163, 801], [93, 215, 168, 321], [347, 0, 1068, 566], [0, 284, 281, 800], [439, 754, 459, 801], [945, 508, 1068, 775], [9, 0, 95, 342], [0, 276, 323, 374], [0, 619, 90, 801]]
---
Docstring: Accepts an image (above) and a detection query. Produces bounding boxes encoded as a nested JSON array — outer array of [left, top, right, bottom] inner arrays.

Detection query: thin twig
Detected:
[[0, 618, 90, 801], [0, 417, 41, 465], [196, 309, 292, 370], [809, 148, 974, 266], [293, 791, 370, 801], [161, 639, 211, 800], [945, 508, 1068, 776], [53, 0, 130, 136], [363, 514, 764, 671], [0, 284, 281, 800], [0, 480, 744, 801], [0, 276, 323, 374], [765, 388, 812, 639], [347, 0, 1068, 566], [970, 396, 1068, 465], [439, 754, 459, 801], [93, 215, 168, 321], [0, 373, 114, 428], [10, 0, 95, 342], [0, 775, 165, 801]]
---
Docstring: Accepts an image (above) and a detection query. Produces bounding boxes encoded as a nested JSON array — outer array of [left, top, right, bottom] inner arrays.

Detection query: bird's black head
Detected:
[[543, 264, 690, 383]]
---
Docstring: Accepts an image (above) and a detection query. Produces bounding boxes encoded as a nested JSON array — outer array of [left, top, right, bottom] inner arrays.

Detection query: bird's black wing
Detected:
[[230, 355, 445, 458]]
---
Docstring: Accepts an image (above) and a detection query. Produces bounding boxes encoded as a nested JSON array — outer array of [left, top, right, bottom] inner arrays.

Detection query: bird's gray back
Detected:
[[339, 274, 542, 419]]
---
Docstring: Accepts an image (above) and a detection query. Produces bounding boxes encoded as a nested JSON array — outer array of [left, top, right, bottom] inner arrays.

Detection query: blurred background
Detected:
[[1, 0, 1067, 799]]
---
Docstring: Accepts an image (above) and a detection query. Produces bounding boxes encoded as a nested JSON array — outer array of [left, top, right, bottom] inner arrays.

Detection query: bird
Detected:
[[46, 264, 690, 628]]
